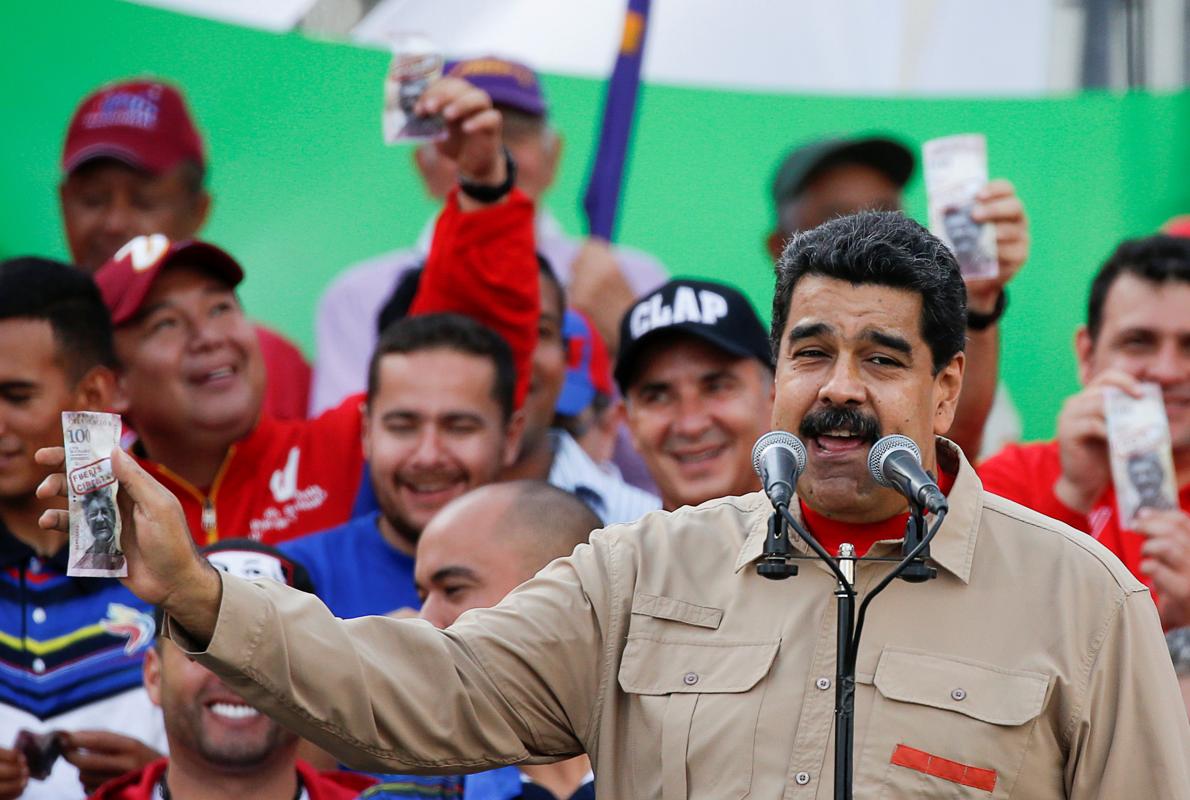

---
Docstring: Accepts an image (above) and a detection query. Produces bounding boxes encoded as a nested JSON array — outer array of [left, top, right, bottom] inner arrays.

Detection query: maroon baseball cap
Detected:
[[62, 80, 205, 175], [444, 57, 547, 117], [95, 234, 242, 326]]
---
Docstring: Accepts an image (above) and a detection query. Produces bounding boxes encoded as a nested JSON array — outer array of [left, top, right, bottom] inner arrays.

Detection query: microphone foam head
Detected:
[[751, 431, 807, 478], [867, 434, 921, 487]]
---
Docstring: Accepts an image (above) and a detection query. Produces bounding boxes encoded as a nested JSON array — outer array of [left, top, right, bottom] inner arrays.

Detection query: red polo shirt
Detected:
[[978, 440, 1190, 598], [137, 395, 364, 546]]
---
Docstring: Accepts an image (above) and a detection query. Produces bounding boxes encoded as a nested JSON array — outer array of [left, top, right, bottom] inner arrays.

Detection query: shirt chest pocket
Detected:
[[618, 594, 780, 800], [856, 647, 1050, 799]]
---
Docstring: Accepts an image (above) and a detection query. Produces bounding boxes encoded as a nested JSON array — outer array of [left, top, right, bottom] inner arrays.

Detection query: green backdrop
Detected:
[[4, 0, 1189, 439]]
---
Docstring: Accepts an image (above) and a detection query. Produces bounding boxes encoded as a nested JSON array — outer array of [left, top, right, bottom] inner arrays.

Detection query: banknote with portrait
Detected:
[[62, 411, 126, 577], [1104, 383, 1178, 528], [922, 133, 999, 280]]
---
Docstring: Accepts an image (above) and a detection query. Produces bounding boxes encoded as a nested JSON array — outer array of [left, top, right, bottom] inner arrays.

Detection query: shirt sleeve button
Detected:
[[794, 772, 811, 785], [683, 672, 699, 686], [951, 688, 967, 701]]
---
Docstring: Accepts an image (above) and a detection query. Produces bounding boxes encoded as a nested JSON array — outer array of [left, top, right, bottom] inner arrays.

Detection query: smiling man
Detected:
[[96, 235, 367, 545], [282, 313, 522, 619], [44, 217, 1190, 794], [90, 540, 376, 800], [980, 234, 1190, 628], [617, 279, 774, 511]]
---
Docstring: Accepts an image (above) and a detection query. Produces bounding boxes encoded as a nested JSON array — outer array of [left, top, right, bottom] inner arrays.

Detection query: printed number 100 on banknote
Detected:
[[62, 412, 126, 577]]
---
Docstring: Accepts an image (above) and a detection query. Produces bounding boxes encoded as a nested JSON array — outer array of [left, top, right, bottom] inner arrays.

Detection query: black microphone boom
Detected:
[[751, 431, 807, 509], [867, 435, 948, 514]]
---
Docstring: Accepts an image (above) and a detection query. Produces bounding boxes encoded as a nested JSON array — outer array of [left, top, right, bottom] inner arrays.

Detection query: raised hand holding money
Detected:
[[36, 446, 222, 644]]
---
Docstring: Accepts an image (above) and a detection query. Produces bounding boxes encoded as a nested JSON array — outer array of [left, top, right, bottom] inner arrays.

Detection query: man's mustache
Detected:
[[799, 405, 882, 442]]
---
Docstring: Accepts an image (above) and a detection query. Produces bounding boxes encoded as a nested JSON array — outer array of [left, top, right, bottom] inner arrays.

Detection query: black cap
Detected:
[[615, 278, 772, 393], [771, 136, 915, 208]]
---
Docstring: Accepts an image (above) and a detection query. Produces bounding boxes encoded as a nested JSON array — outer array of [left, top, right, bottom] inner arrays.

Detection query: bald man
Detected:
[[414, 481, 598, 800]]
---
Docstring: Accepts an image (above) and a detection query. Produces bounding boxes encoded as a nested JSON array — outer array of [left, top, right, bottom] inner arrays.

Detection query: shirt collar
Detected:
[[733, 438, 982, 584], [0, 521, 72, 572]]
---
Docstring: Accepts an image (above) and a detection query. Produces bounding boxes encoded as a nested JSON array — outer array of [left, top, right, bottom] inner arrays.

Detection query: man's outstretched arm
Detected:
[[35, 446, 607, 773]]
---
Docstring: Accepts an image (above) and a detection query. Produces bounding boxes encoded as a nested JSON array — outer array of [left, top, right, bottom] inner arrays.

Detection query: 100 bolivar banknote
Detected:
[[62, 411, 126, 577]]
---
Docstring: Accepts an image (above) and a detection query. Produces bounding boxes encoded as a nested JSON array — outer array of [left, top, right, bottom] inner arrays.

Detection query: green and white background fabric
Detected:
[[2, 0, 1188, 440]]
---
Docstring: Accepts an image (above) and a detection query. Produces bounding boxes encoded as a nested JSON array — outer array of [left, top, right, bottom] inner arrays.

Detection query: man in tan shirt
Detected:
[[37, 80, 1190, 797]]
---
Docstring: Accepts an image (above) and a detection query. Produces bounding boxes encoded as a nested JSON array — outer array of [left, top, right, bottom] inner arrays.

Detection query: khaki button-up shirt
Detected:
[[178, 440, 1190, 797]]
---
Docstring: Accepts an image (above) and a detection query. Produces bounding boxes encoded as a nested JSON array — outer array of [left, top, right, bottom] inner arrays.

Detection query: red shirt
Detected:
[[89, 757, 376, 800], [410, 188, 539, 409], [137, 395, 365, 546], [256, 323, 312, 421], [978, 440, 1190, 596]]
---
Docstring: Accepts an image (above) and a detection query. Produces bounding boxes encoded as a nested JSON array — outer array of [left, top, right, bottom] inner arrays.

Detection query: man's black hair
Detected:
[[368, 312, 516, 422], [0, 257, 116, 381], [376, 254, 564, 335], [771, 211, 967, 374], [1087, 234, 1190, 341]]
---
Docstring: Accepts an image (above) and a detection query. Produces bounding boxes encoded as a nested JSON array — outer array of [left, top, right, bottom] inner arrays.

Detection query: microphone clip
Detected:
[[756, 511, 798, 580], [898, 508, 937, 583]]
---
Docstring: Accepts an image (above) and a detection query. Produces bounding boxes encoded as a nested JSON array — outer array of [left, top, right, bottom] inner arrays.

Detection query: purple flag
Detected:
[[582, 0, 652, 242]]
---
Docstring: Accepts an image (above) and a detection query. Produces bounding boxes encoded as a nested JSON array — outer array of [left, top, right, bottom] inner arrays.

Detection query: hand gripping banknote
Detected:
[[922, 134, 999, 280], [1104, 383, 1178, 528], [62, 412, 126, 577]]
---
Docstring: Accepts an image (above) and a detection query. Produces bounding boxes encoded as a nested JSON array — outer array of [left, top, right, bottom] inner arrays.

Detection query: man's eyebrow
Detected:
[[0, 380, 36, 393], [864, 329, 913, 356], [786, 322, 832, 342], [431, 565, 480, 584]]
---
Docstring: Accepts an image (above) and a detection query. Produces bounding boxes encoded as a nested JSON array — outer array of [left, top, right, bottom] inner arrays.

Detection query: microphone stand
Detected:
[[761, 501, 945, 800]]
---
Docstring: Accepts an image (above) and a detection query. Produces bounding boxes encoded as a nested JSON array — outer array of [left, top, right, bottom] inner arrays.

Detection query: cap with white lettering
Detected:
[[615, 278, 773, 393]]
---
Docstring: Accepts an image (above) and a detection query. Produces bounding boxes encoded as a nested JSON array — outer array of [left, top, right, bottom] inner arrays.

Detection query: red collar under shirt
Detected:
[[799, 469, 957, 558]]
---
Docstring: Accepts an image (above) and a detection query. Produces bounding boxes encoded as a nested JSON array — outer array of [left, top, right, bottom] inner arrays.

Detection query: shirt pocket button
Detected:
[[951, 688, 967, 701], [683, 672, 699, 686]]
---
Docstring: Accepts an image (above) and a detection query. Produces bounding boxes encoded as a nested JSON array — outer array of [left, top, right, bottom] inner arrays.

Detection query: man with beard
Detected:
[[89, 540, 377, 800], [281, 314, 523, 619], [41, 210, 1190, 796], [980, 234, 1190, 628]]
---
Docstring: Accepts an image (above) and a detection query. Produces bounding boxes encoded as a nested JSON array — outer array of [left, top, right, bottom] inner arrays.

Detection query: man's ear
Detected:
[[143, 645, 163, 707], [73, 365, 119, 413], [932, 352, 966, 436], [1074, 325, 1095, 386], [766, 230, 785, 263], [189, 189, 212, 235], [502, 409, 527, 468]]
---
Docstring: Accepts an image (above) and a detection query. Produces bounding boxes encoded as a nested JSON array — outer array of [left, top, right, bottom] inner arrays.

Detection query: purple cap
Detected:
[[444, 57, 547, 117]]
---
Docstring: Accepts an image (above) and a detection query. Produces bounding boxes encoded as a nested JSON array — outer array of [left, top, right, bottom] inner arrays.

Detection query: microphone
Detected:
[[751, 431, 807, 509], [867, 435, 948, 514]]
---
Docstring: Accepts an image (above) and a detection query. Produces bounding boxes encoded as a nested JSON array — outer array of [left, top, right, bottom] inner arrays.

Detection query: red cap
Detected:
[[96, 234, 243, 326], [1162, 215, 1190, 239], [62, 80, 205, 175]]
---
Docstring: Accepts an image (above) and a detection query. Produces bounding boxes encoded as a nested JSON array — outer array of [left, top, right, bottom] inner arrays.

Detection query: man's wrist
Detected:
[[966, 289, 1007, 331], [458, 147, 516, 204], [163, 561, 223, 647]]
